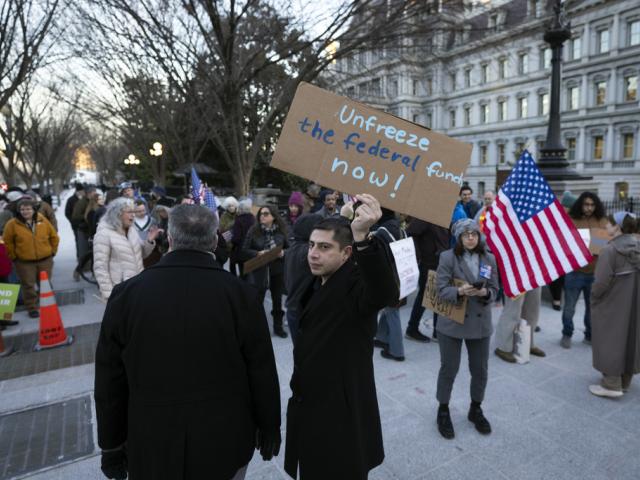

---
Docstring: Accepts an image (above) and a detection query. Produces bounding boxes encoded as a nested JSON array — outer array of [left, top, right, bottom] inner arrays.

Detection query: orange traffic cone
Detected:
[[34, 271, 73, 351]]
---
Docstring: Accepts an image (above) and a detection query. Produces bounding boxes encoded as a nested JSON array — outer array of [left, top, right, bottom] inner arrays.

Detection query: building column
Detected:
[[606, 124, 615, 163], [611, 13, 620, 54], [578, 126, 587, 171]]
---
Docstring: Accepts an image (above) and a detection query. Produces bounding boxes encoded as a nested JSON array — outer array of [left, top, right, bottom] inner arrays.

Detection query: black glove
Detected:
[[101, 445, 128, 479], [255, 429, 281, 461]]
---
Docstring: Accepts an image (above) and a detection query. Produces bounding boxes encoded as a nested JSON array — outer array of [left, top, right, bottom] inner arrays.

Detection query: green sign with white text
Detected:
[[0, 283, 20, 320]]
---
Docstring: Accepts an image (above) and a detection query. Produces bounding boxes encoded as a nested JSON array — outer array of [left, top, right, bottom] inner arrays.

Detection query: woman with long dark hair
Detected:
[[241, 205, 289, 338], [434, 219, 499, 440]]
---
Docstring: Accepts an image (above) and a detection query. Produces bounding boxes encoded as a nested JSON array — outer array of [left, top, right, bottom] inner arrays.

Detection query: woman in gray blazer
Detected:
[[435, 219, 499, 440]]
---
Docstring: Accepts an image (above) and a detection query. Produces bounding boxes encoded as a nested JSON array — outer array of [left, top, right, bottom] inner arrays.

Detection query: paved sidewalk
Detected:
[[0, 192, 637, 479]]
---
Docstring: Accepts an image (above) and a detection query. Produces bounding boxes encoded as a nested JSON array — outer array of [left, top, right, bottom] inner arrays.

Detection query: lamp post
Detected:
[[149, 142, 165, 187], [537, 0, 591, 183], [123, 154, 141, 180]]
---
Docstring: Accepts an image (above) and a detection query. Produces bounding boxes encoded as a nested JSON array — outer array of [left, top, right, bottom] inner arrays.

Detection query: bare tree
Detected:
[[0, 0, 61, 111], [0, 84, 30, 185], [23, 100, 84, 193], [72, 0, 446, 194]]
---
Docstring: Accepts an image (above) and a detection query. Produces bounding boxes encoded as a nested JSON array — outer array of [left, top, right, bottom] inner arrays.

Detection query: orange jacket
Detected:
[[3, 214, 59, 261]]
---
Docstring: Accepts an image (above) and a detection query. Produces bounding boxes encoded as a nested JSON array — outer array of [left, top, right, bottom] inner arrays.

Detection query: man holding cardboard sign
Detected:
[[271, 82, 471, 229], [284, 194, 398, 480]]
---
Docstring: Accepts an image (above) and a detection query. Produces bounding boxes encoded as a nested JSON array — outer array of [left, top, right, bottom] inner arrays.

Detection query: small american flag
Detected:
[[190, 167, 203, 204], [484, 150, 592, 298], [203, 187, 218, 211]]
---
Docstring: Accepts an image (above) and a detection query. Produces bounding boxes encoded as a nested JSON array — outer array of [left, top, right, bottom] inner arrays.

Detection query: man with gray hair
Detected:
[[95, 204, 281, 480]]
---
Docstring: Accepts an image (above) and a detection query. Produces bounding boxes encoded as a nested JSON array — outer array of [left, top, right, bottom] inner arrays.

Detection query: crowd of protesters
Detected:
[[0, 178, 636, 479]]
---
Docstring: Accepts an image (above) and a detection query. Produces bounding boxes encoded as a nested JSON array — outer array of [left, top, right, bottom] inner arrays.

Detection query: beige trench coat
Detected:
[[591, 234, 640, 375]]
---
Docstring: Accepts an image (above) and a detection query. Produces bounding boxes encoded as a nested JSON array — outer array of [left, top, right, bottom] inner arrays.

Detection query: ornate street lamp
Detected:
[[537, 0, 591, 182]]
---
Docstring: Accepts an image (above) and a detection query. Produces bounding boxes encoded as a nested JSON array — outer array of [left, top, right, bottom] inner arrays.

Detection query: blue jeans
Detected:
[[561, 271, 594, 339], [376, 307, 404, 357]]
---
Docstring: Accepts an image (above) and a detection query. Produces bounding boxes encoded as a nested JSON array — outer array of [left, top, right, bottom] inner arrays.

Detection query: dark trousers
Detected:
[[257, 272, 285, 329], [287, 310, 300, 345], [436, 333, 490, 404], [15, 257, 54, 311], [549, 276, 564, 302], [408, 267, 439, 335]]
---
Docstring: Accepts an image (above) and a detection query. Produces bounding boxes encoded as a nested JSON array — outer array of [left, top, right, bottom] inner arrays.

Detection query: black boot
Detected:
[[437, 404, 454, 439], [273, 322, 288, 339], [468, 402, 491, 435]]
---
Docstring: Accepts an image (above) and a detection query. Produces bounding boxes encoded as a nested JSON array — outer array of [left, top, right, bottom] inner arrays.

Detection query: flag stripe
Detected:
[[527, 216, 561, 280], [554, 201, 592, 265], [495, 194, 545, 288], [484, 222, 518, 296], [485, 208, 525, 296], [520, 220, 553, 285]]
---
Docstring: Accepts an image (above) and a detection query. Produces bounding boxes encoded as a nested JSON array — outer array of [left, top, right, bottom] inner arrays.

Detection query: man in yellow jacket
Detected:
[[3, 199, 59, 317]]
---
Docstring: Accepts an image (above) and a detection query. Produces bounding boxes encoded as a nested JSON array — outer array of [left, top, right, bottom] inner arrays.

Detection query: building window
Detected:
[[449, 72, 456, 90], [625, 75, 638, 101], [630, 20, 640, 46], [449, 110, 456, 128], [540, 48, 551, 69], [426, 113, 433, 128], [595, 81, 606, 106], [516, 142, 526, 157], [537, 140, 545, 153], [347, 86, 355, 97], [568, 86, 579, 110], [623, 133, 634, 158], [413, 114, 420, 124], [413, 79, 420, 96], [426, 77, 433, 96], [498, 58, 507, 79], [518, 97, 528, 118], [388, 78, 398, 97], [538, 93, 549, 115], [478, 181, 486, 196], [597, 29, 610, 54], [566, 138, 576, 160], [464, 68, 472, 88], [498, 144, 506, 164], [498, 100, 507, 121], [571, 36, 581, 60], [464, 106, 471, 126], [480, 145, 488, 164], [518, 53, 528, 75], [480, 64, 488, 84], [480, 104, 489, 124], [593, 135, 604, 160]]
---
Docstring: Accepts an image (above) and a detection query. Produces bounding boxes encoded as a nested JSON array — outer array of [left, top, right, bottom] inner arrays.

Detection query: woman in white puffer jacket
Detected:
[[93, 197, 162, 299]]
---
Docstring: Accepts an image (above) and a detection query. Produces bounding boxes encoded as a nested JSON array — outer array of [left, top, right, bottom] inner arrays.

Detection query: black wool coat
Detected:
[[285, 243, 399, 480], [94, 249, 280, 480]]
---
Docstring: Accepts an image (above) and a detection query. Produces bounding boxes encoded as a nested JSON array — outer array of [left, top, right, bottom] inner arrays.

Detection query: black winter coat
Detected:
[[285, 244, 399, 480], [241, 224, 288, 288], [94, 250, 280, 480], [406, 218, 450, 271]]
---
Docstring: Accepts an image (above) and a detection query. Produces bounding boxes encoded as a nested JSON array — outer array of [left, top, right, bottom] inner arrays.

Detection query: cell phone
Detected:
[[352, 201, 363, 213], [472, 280, 486, 289]]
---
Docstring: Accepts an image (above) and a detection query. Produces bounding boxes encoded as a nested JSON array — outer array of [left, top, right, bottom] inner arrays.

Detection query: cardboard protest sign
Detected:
[[0, 284, 20, 320], [389, 238, 419, 299], [271, 82, 472, 228], [243, 246, 283, 274], [422, 270, 467, 324]]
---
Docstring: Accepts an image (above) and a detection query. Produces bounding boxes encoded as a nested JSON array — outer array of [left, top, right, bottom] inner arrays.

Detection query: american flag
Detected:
[[190, 167, 204, 204], [484, 150, 592, 298], [203, 187, 218, 211]]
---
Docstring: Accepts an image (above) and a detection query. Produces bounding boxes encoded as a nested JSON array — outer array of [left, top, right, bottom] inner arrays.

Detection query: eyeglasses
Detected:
[[461, 232, 479, 239], [260, 211, 272, 217]]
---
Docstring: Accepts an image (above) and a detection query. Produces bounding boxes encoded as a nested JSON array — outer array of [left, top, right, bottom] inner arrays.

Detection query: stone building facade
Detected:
[[333, 0, 640, 201]]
